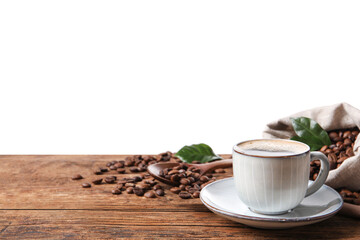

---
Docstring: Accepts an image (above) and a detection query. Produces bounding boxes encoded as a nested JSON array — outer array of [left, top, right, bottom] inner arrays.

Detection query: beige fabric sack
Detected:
[[263, 102, 360, 191]]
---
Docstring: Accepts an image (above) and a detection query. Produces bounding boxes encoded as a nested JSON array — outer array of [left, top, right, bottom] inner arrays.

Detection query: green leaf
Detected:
[[175, 143, 223, 163], [290, 117, 331, 151]]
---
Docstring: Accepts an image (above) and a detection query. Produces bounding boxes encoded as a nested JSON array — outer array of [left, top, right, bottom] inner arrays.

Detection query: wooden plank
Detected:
[[0, 210, 359, 239], [0, 155, 358, 239]]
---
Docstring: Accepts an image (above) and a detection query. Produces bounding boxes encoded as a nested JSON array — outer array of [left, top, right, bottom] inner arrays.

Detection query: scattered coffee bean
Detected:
[[105, 176, 116, 184], [126, 187, 134, 194], [153, 185, 162, 190], [78, 151, 228, 200], [180, 178, 190, 185], [144, 190, 156, 198], [82, 183, 91, 188], [114, 162, 124, 168], [192, 191, 200, 198], [112, 189, 122, 195], [155, 189, 165, 196], [125, 183, 135, 187], [71, 174, 83, 180], [92, 178, 103, 185], [133, 176, 142, 182], [179, 191, 192, 199], [129, 166, 140, 172], [170, 187, 181, 194], [109, 165, 117, 170], [138, 183, 151, 190], [200, 176, 209, 182], [133, 187, 144, 196]]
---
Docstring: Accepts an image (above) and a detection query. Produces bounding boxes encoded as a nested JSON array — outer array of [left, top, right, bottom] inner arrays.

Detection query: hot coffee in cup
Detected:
[[232, 139, 329, 215]]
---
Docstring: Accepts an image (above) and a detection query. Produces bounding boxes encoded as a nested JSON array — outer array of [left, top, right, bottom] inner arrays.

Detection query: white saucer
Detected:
[[200, 177, 343, 229]]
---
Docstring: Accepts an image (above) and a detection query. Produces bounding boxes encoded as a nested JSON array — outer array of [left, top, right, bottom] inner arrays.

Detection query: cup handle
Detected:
[[305, 151, 330, 197]]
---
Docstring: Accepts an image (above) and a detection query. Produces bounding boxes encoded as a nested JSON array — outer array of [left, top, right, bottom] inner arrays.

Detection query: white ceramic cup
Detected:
[[232, 139, 330, 215]]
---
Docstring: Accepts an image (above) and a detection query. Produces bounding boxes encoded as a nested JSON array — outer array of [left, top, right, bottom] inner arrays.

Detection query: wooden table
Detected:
[[0, 155, 359, 239]]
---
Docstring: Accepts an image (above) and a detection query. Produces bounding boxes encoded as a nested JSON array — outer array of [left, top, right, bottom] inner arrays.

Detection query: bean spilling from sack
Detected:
[[311, 128, 360, 205]]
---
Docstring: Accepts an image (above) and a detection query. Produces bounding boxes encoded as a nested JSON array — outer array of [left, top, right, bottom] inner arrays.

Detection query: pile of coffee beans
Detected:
[[71, 151, 225, 199], [338, 188, 360, 205], [312, 127, 359, 205], [159, 163, 216, 199], [311, 128, 358, 180]]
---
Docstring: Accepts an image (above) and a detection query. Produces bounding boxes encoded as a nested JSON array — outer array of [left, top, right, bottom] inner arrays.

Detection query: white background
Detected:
[[0, 1, 359, 154]]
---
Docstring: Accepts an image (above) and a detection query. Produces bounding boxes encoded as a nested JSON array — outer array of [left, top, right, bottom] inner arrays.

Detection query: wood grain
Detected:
[[0, 155, 359, 239]]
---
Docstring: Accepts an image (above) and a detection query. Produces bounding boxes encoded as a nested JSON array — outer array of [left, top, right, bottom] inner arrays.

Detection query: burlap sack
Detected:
[[263, 102, 360, 191]]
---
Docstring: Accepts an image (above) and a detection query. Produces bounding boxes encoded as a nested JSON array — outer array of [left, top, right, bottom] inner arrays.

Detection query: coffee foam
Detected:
[[235, 139, 309, 156]]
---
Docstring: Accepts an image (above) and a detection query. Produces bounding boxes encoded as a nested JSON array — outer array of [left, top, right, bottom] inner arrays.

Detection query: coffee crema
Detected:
[[234, 139, 309, 157]]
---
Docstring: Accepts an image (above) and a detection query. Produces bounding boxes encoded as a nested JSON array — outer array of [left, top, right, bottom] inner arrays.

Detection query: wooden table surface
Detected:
[[1, 155, 359, 239]]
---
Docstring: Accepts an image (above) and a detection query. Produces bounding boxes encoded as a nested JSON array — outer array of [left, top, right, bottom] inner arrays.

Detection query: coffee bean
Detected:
[[192, 191, 200, 198], [145, 180, 157, 186], [328, 153, 337, 170], [133, 176, 143, 182], [71, 174, 83, 180], [344, 138, 352, 146], [320, 145, 328, 152], [82, 183, 91, 188], [133, 187, 144, 196], [114, 162, 124, 168], [129, 166, 140, 172], [126, 187, 134, 194], [200, 176, 209, 182], [188, 188, 197, 194], [125, 183, 135, 187], [343, 131, 352, 139], [329, 132, 338, 140], [92, 178, 103, 185], [339, 151, 347, 159], [153, 185, 163, 190], [124, 178, 135, 183], [346, 147, 355, 157], [206, 173, 213, 178], [109, 165, 117, 170], [337, 157, 348, 164], [155, 189, 165, 196], [105, 176, 116, 184], [111, 189, 122, 194], [106, 162, 113, 167], [144, 191, 156, 198], [179, 191, 192, 199], [170, 187, 181, 194], [180, 178, 190, 185], [170, 174, 180, 183], [138, 183, 151, 190], [117, 168, 126, 174], [125, 159, 135, 167], [214, 168, 226, 173], [188, 177, 195, 183], [100, 167, 108, 172]]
